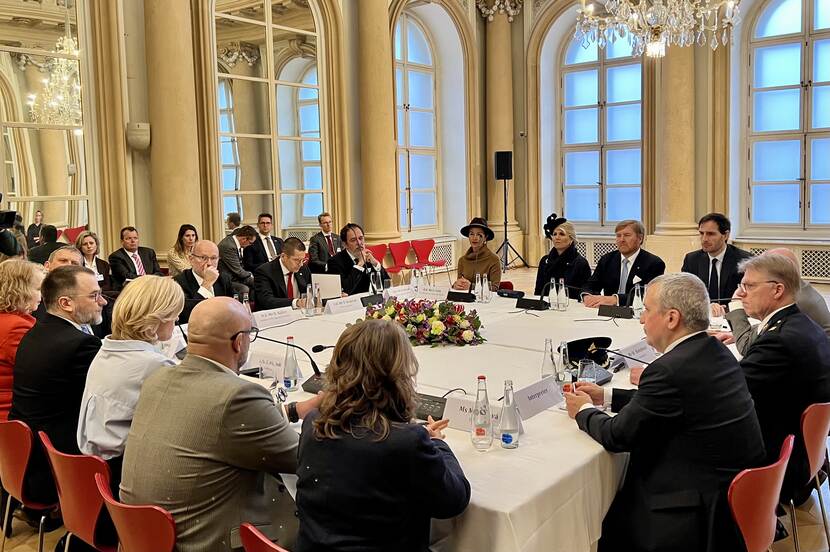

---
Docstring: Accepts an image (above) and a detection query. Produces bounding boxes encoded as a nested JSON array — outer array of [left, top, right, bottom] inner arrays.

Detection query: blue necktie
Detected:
[[81, 325, 93, 335]]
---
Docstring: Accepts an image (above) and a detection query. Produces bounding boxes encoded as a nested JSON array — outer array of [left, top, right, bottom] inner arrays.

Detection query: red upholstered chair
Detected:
[[239, 523, 289, 552], [498, 281, 514, 290], [792, 403, 830, 548], [365, 244, 388, 267], [94, 473, 176, 552], [62, 225, 87, 244], [0, 421, 59, 552], [38, 431, 117, 552], [386, 241, 412, 285], [410, 239, 451, 285], [728, 434, 794, 552]]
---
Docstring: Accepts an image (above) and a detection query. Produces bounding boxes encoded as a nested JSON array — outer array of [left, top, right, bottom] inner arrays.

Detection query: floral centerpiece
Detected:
[[363, 298, 485, 346]]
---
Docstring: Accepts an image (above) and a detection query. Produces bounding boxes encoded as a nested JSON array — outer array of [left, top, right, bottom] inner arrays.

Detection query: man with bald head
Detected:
[[172, 240, 235, 323], [120, 298, 320, 552], [724, 248, 830, 354]]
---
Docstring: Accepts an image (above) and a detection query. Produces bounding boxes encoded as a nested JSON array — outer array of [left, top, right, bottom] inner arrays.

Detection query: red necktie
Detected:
[[326, 235, 334, 256], [287, 272, 294, 299], [132, 253, 146, 276]]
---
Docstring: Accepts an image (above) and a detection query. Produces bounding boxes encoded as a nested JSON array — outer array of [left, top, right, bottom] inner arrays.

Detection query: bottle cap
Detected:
[[287, 336, 294, 339], [477, 375, 486, 380]]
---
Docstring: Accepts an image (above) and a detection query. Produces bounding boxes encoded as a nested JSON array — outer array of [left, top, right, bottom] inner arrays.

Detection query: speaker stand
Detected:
[[493, 178, 527, 271]]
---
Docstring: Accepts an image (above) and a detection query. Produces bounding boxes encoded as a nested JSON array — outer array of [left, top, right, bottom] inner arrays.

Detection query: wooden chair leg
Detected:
[[0, 493, 11, 552], [789, 500, 801, 552], [817, 474, 830, 547]]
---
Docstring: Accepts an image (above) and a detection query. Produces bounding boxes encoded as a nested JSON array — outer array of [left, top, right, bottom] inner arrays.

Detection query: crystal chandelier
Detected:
[[27, 33, 82, 126], [574, 0, 741, 58]]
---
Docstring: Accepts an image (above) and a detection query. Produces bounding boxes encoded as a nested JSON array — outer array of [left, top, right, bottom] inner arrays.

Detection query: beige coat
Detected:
[[456, 246, 501, 290]]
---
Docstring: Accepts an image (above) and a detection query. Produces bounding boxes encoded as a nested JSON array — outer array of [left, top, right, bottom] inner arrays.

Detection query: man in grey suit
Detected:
[[218, 225, 258, 290], [120, 297, 321, 552], [307, 212, 341, 273], [724, 248, 830, 354]]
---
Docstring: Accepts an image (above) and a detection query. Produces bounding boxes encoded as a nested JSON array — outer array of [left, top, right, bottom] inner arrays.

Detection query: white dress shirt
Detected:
[[77, 338, 176, 459], [619, 249, 641, 283], [348, 249, 380, 272], [279, 258, 300, 308], [193, 271, 214, 299], [232, 236, 244, 260], [707, 247, 727, 285], [124, 248, 144, 275], [259, 232, 278, 262]]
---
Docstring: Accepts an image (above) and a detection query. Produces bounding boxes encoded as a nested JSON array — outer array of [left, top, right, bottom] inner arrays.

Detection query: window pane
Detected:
[[409, 111, 434, 147], [400, 193, 408, 228], [222, 169, 238, 191], [810, 184, 830, 223], [398, 153, 407, 191], [606, 148, 641, 184], [564, 108, 598, 144], [298, 104, 320, 136], [606, 64, 641, 103], [220, 79, 270, 135], [223, 194, 273, 224], [752, 140, 801, 181], [302, 193, 324, 219], [410, 154, 435, 189], [814, 40, 830, 82], [753, 89, 801, 131], [812, 138, 830, 180], [303, 166, 322, 190], [813, 85, 830, 128], [302, 141, 321, 162], [276, 85, 318, 137], [394, 22, 403, 61], [607, 103, 641, 142], [236, 137, 272, 191], [754, 43, 801, 88], [565, 39, 598, 64], [280, 193, 321, 226], [220, 138, 237, 164], [607, 36, 634, 59], [564, 188, 599, 221], [297, 86, 317, 101], [220, 113, 232, 133], [395, 68, 404, 105], [397, 109, 405, 146], [411, 192, 437, 226], [406, 21, 432, 65], [408, 70, 434, 109], [564, 151, 599, 185], [818, 0, 830, 30], [564, 70, 598, 107], [223, 196, 241, 219], [751, 185, 800, 223], [754, 0, 802, 37], [278, 140, 302, 190], [606, 187, 641, 221]]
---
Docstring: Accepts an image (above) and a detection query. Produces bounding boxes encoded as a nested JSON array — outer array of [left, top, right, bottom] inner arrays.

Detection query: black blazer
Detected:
[[25, 223, 41, 249], [581, 248, 665, 306], [173, 269, 235, 323], [295, 411, 470, 552], [576, 333, 765, 552], [681, 244, 752, 303], [253, 260, 312, 311], [242, 235, 284, 273], [326, 250, 390, 295], [307, 232, 342, 273], [9, 313, 101, 504], [740, 304, 830, 501], [108, 247, 163, 290], [533, 243, 591, 298], [27, 241, 63, 265], [90, 257, 114, 293]]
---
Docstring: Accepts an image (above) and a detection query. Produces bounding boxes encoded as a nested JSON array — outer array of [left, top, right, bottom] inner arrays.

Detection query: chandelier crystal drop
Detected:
[[574, 0, 741, 58], [27, 34, 82, 126]]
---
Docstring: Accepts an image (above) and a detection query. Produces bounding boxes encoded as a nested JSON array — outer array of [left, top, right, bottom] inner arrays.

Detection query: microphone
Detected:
[[255, 335, 325, 393], [597, 347, 653, 372], [311, 344, 334, 353]]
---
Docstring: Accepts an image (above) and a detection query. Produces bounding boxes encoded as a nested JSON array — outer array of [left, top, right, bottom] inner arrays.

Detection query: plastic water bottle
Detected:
[[632, 283, 644, 316], [412, 269, 420, 294], [548, 278, 556, 307], [498, 380, 520, 449], [474, 274, 483, 302], [305, 284, 315, 316], [557, 278, 569, 311], [471, 375, 493, 451], [541, 338, 556, 379], [283, 336, 300, 392]]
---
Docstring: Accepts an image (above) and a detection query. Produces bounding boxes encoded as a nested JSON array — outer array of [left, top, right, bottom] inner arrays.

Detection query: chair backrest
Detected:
[[239, 523, 289, 552], [365, 244, 388, 265], [499, 281, 514, 290], [801, 402, 830, 479], [388, 241, 411, 267], [0, 420, 35, 502], [410, 239, 435, 263], [94, 473, 176, 552], [728, 434, 795, 552], [38, 431, 112, 549]]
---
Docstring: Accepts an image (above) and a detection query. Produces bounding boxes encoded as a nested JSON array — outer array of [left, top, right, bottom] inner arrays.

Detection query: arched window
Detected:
[[394, 13, 439, 231], [218, 78, 241, 216], [559, 36, 642, 229], [744, 0, 830, 231]]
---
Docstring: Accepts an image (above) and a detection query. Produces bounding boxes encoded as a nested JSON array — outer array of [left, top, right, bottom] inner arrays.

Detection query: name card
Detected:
[[614, 339, 658, 369], [242, 350, 284, 380], [324, 294, 366, 314], [443, 395, 502, 432], [414, 285, 445, 302], [253, 307, 302, 329], [386, 285, 413, 299], [514, 377, 563, 420]]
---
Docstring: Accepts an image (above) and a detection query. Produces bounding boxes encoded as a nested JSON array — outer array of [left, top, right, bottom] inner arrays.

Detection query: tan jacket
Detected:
[[456, 246, 501, 290], [120, 354, 299, 552]]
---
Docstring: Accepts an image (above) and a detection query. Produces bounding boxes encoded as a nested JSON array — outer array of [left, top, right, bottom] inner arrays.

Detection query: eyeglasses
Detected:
[[191, 255, 220, 262], [65, 291, 104, 301], [737, 281, 780, 293], [229, 327, 259, 342]]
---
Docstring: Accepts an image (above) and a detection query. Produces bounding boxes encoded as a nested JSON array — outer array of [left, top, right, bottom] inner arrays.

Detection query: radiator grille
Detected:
[[749, 248, 767, 257], [284, 229, 315, 242], [801, 249, 830, 280], [575, 241, 587, 258], [432, 241, 456, 272], [593, 241, 617, 261]]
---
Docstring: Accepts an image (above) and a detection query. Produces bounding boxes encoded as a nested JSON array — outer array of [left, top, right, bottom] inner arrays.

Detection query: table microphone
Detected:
[[311, 344, 334, 353], [255, 335, 325, 393], [598, 347, 653, 372]]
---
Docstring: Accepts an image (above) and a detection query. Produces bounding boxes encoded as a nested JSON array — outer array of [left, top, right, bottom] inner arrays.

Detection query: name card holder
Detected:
[[324, 294, 366, 314], [514, 377, 563, 420], [253, 307, 302, 330], [242, 350, 284, 381], [443, 395, 524, 434], [386, 285, 413, 299], [613, 339, 659, 369], [415, 285, 445, 302]]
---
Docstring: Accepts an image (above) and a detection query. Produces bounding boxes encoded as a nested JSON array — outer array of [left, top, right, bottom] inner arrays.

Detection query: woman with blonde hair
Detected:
[[77, 275, 185, 489], [295, 319, 470, 552], [75, 230, 113, 292], [533, 213, 591, 298]]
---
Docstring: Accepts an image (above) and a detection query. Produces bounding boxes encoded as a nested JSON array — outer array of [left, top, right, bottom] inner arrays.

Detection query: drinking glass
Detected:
[[577, 359, 598, 384]]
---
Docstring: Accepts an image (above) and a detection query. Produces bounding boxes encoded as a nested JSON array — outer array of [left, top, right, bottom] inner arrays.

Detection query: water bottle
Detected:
[[481, 274, 490, 302], [548, 278, 557, 308], [559, 340, 573, 387], [541, 338, 556, 379], [305, 284, 315, 316], [474, 274, 483, 302], [412, 269, 420, 294], [241, 292, 255, 325], [498, 380, 520, 449], [283, 336, 300, 392], [471, 375, 493, 451], [313, 283, 323, 313], [557, 278, 569, 311], [233, 292, 240, 303], [632, 283, 644, 316]]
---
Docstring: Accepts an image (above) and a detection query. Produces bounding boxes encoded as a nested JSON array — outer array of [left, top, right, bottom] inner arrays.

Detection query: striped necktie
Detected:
[[132, 253, 146, 276]]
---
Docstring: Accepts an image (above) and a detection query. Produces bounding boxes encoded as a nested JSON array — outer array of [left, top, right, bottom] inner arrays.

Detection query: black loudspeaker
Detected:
[[495, 151, 513, 180]]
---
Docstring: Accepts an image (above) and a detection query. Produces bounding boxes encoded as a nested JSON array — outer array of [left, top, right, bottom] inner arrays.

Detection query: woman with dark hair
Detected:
[[534, 213, 591, 298], [167, 224, 198, 277], [295, 319, 470, 552], [452, 217, 501, 291]]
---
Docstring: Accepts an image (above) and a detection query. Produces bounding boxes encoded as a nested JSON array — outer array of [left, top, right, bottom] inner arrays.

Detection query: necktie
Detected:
[[326, 235, 334, 256], [708, 258, 719, 301], [132, 253, 146, 276], [265, 237, 277, 260], [618, 258, 629, 294], [287, 272, 294, 299], [81, 324, 93, 335]]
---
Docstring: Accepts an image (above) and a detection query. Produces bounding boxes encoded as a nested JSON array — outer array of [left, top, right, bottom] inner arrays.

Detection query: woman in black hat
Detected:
[[452, 217, 501, 291], [533, 213, 590, 298]]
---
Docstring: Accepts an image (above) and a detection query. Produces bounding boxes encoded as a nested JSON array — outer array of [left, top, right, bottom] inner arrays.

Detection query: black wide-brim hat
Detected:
[[558, 336, 612, 369], [460, 217, 495, 241], [543, 213, 568, 239]]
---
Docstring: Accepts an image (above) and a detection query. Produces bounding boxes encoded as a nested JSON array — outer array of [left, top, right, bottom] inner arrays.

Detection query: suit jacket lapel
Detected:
[[720, 246, 736, 295], [697, 252, 709, 284], [271, 262, 288, 297]]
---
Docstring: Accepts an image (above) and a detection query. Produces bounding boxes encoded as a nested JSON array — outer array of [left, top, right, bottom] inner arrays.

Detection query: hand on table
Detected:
[[452, 277, 471, 291], [710, 303, 726, 317], [712, 331, 735, 345], [425, 416, 449, 440], [295, 392, 325, 420], [574, 382, 604, 405], [296, 297, 307, 309], [582, 294, 617, 308], [564, 390, 592, 419], [629, 366, 644, 386]]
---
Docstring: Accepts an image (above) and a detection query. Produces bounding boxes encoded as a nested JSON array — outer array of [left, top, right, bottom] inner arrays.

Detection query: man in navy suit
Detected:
[[253, 237, 312, 311], [108, 226, 162, 290], [242, 213, 284, 273], [581, 220, 665, 307]]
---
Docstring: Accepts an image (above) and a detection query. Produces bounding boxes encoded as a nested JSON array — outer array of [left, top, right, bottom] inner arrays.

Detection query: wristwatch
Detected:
[[286, 401, 300, 423]]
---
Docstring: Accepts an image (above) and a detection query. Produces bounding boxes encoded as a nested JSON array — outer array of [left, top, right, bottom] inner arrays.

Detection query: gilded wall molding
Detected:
[[216, 41, 260, 68], [476, 0, 523, 21]]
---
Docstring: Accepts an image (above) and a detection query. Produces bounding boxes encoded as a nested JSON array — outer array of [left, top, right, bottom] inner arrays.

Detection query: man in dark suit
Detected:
[[253, 237, 313, 311], [307, 212, 341, 273], [566, 273, 765, 552], [218, 225, 258, 290], [735, 254, 830, 504], [242, 213, 284, 273], [327, 223, 390, 295], [581, 220, 665, 307], [108, 226, 162, 291], [27, 225, 62, 265], [681, 213, 752, 315], [173, 240, 234, 323], [9, 265, 106, 504]]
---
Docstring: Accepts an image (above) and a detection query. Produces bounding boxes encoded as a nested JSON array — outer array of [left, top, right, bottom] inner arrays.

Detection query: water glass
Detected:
[[577, 359, 598, 384]]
